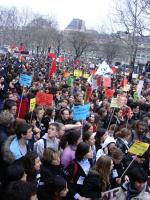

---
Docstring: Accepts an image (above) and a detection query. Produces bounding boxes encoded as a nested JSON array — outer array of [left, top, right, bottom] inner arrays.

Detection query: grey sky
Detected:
[[0, 0, 114, 30]]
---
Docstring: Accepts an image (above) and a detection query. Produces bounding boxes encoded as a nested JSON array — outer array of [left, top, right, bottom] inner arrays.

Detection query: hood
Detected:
[[2, 135, 16, 164]]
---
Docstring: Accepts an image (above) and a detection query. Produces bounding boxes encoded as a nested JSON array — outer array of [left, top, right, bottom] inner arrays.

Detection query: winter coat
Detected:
[[65, 159, 90, 199], [114, 182, 150, 200], [40, 160, 67, 185], [81, 172, 103, 199]]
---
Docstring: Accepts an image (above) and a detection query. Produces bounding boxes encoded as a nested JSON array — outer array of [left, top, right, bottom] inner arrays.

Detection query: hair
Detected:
[[83, 123, 92, 132], [75, 142, 90, 161], [66, 130, 81, 145], [4, 180, 37, 200], [44, 175, 67, 196], [128, 167, 148, 183], [3, 99, 16, 110], [15, 122, 32, 139], [0, 110, 14, 127], [60, 108, 70, 115], [43, 148, 59, 164], [115, 128, 131, 138], [49, 122, 60, 132], [45, 107, 54, 117], [98, 107, 107, 117], [90, 156, 112, 191], [110, 147, 124, 161], [7, 162, 25, 183], [83, 131, 92, 142], [34, 106, 44, 115], [23, 152, 39, 183]]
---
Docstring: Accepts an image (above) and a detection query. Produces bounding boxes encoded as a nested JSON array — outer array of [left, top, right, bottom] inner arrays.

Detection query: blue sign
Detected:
[[19, 74, 32, 87], [73, 104, 90, 121]]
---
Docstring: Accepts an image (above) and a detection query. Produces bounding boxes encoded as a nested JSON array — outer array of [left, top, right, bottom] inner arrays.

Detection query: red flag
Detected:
[[48, 60, 56, 78], [104, 89, 115, 98], [96, 76, 101, 87], [48, 53, 57, 60], [111, 66, 118, 74], [85, 86, 92, 103], [103, 77, 111, 88]]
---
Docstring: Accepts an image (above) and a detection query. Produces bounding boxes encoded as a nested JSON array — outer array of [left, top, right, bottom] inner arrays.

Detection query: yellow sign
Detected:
[[128, 140, 149, 156], [29, 98, 36, 112], [74, 70, 82, 77], [83, 73, 89, 79]]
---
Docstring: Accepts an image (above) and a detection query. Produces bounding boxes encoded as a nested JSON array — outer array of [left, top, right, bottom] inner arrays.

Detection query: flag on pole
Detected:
[[48, 60, 56, 78]]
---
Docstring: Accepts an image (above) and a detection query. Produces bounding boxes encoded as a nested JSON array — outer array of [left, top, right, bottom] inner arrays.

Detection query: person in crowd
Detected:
[[115, 167, 149, 200], [81, 155, 114, 199], [23, 152, 41, 187], [116, 128, 131, 154], [3, 180, 38, 200], [38, 175, 69, 200], [3, 99, 17, 116], [60, 130, 82, 168], [34, 122, 60, 158], [66, 142, 93, 199], [2, 121, 33, 164], [35, 106, 46, 137], [83, 131, 96, 165], [40, 148, 66, 186]]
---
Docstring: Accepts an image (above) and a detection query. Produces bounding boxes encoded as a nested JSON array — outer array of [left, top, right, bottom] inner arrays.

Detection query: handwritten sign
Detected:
[[137, 80, 144, 96], [19, 74, 32, 87], [74, 70, 82, 77], [29, 98, 36, 112], [73, 104, 90, 121], [103, 77, 111, 88], [110, 98, 120, 108], [105, 89, 114, 98], [128, 140, 150, 156], [83, 73, 89, 79], [36, 92, 53, 106]]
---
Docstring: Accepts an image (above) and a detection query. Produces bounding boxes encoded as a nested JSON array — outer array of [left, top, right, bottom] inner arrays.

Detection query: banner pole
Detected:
[[17, 87, 24, 118], [107, 107, 115, 131]]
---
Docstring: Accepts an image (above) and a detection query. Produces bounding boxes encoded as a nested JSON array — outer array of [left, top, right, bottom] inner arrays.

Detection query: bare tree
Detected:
[[67, 31, 94, 60], [113, 0, 150, 66]]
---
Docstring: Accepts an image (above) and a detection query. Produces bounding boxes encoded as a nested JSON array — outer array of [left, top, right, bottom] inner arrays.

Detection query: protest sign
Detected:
[[73, 104, 90, 121], [95, 61, 112, 76], [117, 94, 127, 108], [66, 76, 74, 86], [128, 140, 150, 156], [91, 79, 98, 90], [19, 74, 32, 87], [103, 77, 111, 88], [29, 98, 36, 112], [137, 80, 144, 96], [105, 89, 114, 98], [132, 73, 138, 79], [63, 71, 70, 78], [36, 92, 53, 106], [101, 187, 120, 200], [74, 70, 82, 77], [83, 73, 89, 79], [110, 98, 120, 108]]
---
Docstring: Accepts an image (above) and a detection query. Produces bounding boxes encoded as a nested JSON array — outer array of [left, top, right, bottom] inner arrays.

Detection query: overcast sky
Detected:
[[0, 0, 114, 30]]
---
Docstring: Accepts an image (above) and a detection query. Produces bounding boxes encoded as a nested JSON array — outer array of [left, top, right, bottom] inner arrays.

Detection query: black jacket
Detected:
[[40, 160, 67, 185], [81, 172, 102, 199]]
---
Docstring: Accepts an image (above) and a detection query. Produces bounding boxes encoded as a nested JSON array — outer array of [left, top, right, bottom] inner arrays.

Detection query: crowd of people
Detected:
[[0, 52, 150, 200]]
